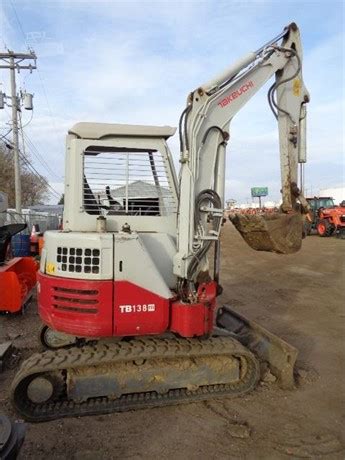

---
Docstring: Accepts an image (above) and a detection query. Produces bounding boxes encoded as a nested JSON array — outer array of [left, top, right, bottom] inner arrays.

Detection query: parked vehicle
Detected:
[[305, 197, 345, 238]]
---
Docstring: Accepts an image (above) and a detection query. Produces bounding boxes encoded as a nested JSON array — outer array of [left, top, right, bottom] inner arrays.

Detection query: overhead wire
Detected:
[[0, 127, 13, 140], [19, 147, 61, 200], [9, 0, 61, 169], [1, 136, 61, 200], [36, 68, 58, 129], [18, 109, 33, 129], [17, 109, 62, 182], [2, 2, 62, 204], [25, 132, 62, 180], [22, 130, 62, 181], [0, 106, 13, 140], [9, 0, 28, 47], [8, 0, 63, 192], [18, 150, 61, 200], [18, 127, 61, 199]]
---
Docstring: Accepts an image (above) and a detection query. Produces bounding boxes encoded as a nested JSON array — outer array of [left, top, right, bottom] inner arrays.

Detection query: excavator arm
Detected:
[[174, 23, 310, 290]]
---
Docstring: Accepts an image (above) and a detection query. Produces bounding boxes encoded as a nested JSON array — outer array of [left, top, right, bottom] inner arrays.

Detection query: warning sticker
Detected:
[[293, 78, 301, 96], [46, 262, 56, 274]]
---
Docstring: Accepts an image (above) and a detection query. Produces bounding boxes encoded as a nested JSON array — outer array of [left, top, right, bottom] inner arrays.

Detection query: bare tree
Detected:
[[0, 143, 49, 207]]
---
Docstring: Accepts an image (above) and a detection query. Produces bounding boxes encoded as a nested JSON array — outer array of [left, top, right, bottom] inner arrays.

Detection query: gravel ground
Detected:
[[0, 222, 344, 459]]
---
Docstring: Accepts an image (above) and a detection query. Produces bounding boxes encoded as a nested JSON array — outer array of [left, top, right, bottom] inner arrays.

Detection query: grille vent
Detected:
[[52, 286, 99, 314], [57, 247, 100, 274]]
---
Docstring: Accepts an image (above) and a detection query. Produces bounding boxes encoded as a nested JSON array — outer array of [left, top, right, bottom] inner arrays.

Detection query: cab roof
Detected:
[[69, 122, 176, 140]]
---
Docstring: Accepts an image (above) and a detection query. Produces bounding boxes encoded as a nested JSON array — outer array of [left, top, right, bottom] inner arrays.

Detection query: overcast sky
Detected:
[[0, 0, 344, 205]]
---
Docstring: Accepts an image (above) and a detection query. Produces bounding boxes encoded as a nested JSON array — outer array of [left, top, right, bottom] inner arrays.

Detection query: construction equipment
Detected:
[[12, 23, 310, 422], [305, 197, 345, 238], [0, 192, 37, 314]]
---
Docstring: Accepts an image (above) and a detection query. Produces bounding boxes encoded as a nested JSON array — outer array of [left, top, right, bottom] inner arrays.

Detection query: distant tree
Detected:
[[58, 194, 64, 205], [0, 143, 49, 207]]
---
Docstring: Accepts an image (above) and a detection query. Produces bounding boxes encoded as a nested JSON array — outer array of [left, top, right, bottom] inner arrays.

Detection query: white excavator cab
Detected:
[[63, 123, 178, 235]]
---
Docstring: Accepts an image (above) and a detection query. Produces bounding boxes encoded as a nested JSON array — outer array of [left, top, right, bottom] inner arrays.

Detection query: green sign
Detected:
[[251, 187, 268, 198]]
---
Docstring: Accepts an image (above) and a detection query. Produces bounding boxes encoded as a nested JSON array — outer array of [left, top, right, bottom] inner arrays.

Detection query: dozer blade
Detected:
[[216, 305, 298, 389], [229, 212, 303, 254]]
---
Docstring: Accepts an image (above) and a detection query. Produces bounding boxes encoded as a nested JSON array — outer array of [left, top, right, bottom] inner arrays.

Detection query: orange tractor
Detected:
[[305, 197, 345, 238]]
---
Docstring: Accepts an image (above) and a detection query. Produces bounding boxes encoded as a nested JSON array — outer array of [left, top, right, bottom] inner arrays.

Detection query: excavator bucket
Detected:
[[229, 212, 303, 254], [216, 305, 298, 389]]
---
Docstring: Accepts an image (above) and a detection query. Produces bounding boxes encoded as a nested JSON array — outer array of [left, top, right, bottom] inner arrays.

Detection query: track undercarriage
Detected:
[[12, 336, 259, 422], [11, 306, 297, 422]]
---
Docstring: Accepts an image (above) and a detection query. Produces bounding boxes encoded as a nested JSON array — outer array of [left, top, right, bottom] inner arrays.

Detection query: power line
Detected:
[[9, 0, 29, 48], [0, 127, 12, 140], [17, 132, 61, 199], [18, 109, 33, 129], [0, 50, 37, 213], [36, 69, 57, 125], [9, 0, 59, 137], [18, 110, 62, 181], [1, 136, 61, 199], [2, 137, 61, 200], [23, 132, 62, 181], [18, 150, 61, 199], [4, 2, 62, 203]]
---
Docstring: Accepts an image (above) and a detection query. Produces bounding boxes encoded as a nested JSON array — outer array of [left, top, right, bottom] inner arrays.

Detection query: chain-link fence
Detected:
[[2, 209, 61, 233]]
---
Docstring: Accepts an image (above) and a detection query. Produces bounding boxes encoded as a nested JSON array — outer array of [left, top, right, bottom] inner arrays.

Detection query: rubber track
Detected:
[[11, 336, 260, 422]]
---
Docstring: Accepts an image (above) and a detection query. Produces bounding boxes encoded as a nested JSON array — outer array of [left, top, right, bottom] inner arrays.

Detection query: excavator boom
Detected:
[[174, 23, 310, 291]]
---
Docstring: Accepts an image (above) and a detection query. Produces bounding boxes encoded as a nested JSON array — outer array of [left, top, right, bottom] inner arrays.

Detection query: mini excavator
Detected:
[[12, 23, 310, 421]]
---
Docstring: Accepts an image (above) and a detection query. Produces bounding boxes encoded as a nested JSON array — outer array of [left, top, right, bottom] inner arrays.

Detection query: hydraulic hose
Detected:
[[267, 46, 301, 122]]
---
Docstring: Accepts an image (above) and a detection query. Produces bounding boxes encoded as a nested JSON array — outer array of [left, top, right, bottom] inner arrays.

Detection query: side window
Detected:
[[83, 147, 177, 217]]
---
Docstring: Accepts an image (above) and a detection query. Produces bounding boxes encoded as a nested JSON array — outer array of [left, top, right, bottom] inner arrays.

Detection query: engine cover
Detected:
[[38, 273, 170, 337]]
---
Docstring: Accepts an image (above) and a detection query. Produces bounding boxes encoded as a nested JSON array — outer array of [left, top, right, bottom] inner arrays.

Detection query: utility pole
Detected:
[[0, 50, 36, 213], [9, 55, 21, 214]]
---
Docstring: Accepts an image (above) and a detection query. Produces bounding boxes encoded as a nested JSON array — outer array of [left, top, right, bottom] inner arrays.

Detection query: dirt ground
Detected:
[[1, 222, 344, 459]]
